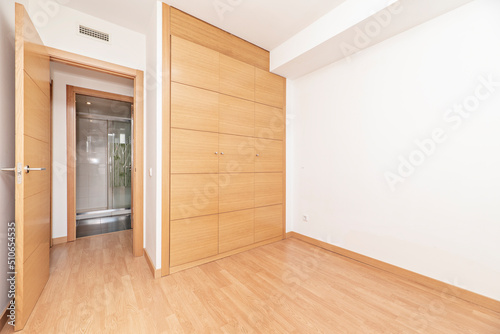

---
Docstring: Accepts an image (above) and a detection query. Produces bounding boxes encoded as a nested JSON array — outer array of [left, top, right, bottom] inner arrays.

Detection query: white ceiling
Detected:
[[62, 0, 346, 51]]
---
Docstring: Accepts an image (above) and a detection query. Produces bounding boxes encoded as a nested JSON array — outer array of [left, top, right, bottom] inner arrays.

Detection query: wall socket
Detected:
[[302, 215, 309, 223]]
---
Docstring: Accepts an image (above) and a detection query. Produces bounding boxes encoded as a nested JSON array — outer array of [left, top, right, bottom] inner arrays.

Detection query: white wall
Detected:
[[144, 1, 163, 269], [26, 0, 146, 71], [289, 0, 500, 301], [51, 62, 134, 238]]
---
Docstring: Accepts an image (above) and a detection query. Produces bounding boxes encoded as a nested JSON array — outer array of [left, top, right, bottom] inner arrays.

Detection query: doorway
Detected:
[[65, 85, 140, 243], [73, 91, 133, 238]]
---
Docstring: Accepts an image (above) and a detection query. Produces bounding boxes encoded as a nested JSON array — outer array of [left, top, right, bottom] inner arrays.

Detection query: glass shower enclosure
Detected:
[[75, 94, 133, 238]]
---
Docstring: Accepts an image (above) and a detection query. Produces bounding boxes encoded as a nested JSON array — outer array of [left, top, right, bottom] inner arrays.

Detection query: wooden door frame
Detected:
[[48, 47, 144, 257], [66, 86, 135, 236]]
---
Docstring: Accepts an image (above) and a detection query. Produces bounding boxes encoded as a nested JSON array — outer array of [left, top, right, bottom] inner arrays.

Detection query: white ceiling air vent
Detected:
[[79, 25, 110, 42]]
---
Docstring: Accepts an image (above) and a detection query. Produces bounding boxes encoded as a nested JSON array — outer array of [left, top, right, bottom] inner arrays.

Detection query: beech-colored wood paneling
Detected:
[[219, 209, 254, 253], [255, 68, 285, 108], [218, 134, 254, 174], [171, 128, 219, 174], [255, 205, 283, 242], [165, 5, 289, 274], [48, 47, 136, 79], [171, 36, 219, 92], [219, 173, 254, 213], [255, 138, 283, 172], [24, 73, 50, 143], [255, 173, 282, 207], [15, 4, 51, 331], [171, 82, 219, 133], [162, 3, 172, 276], [21, 241, 49, 331], [170, 8, 270, 71], [24, 190, 50, 262], [66, 86, 76, 242], [170, 215, 218, 267], [23, 136, 50, 199], [133, 70, 145, 257], [170, 174, 219, 220], [220, 54, 255, 101], [218, 94, 254, 137], [255, 103, 284, 140]]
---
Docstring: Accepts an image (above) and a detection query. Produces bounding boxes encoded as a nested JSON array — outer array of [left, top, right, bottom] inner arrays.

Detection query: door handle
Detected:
[[1, 167, 15, 172], [24, 165, 46, 173]]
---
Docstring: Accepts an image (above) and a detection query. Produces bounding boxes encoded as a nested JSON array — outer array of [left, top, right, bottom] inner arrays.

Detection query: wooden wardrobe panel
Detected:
[[170, 215, 219, 267], [255, 68, 285, 108], [219, 173, 254, 213], [170, 8, 270, 71], [255, 103, 284, 140], [255, 173, 282, 207], [219, 134, 254, 173], [220, 54, 255, 101], [255, 205, 283, 242], [171, 83, 219, 132], [171, 36, 219, 91], [255, 138, 283, 173], [219, 209, 254, 253], [171, 174, 219, 220], [171, 128, 218, 174], [219, 95, 254, 137]]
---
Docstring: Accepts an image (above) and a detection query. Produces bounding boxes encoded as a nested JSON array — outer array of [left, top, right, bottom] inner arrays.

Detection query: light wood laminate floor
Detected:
[[2, 230, 499, 333]]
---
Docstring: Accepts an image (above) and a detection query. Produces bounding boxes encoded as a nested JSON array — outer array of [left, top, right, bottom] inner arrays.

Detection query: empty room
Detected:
[[0, 0, 499, 332]]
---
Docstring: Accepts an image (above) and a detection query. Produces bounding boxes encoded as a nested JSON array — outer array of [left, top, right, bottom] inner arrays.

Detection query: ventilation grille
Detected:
[[79, 25, 110, 42]]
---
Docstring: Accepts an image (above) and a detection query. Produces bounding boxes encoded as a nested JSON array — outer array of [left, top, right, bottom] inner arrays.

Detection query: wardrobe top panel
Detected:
[[170, 7, 270, 71]]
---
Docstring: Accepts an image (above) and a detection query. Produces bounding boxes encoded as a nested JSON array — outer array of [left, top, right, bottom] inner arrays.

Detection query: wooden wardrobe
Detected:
[[162, 5, 286, 275]]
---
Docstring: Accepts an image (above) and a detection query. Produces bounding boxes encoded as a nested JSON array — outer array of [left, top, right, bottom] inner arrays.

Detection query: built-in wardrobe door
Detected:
[[171, 128, 219, 173], [170, 214, 219, 267], [171, 82, 219, 133], [255, 205, 283, 242], [255, 173, 282, 207], [219, 209, 254, 253], [220, 54, 255, 101], [219, 95, 254, 137], [171, 36, 219, 92], [218, 134, 254, 173], [255, 68, 285, 108], [255, 103, 284, 140], [219, 173, 255, 213], [254, 138, 283, 173], [170, 174, 219, 220]]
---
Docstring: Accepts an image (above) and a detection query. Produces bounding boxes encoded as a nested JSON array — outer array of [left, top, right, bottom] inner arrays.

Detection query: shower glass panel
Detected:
[[108, 121, 132, 210], [76, 118, 108, 212], [75, 93, 132, 237]]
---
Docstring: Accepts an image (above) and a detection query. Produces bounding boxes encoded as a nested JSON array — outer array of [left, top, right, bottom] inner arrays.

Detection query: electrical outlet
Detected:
[[302, 215, 309, 223]]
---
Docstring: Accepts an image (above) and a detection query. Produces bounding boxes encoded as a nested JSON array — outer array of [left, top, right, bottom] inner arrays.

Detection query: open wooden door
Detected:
[[14, 3, 51, 330]]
